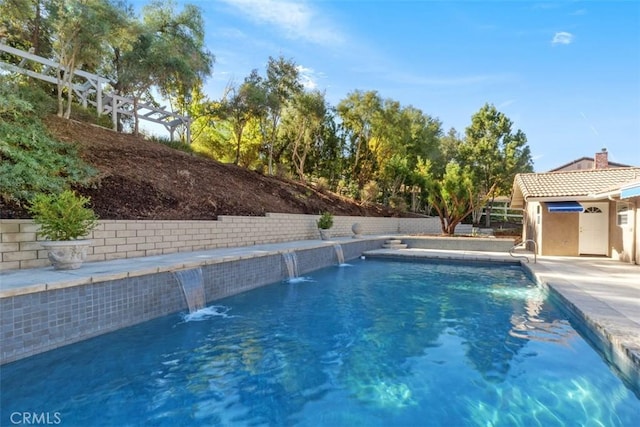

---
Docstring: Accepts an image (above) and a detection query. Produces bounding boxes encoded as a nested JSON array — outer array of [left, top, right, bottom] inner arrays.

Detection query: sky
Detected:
[[133, 0, 640, 172]]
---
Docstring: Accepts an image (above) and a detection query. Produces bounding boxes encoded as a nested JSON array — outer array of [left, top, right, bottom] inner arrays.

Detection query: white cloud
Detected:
[[552, 32, 574, 45], [219, 0, 344, 46], [498, 99, 516, 109], [296, 65, 324, 90]]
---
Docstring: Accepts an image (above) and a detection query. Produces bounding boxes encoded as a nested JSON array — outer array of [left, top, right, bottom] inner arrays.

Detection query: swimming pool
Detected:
[[2, 258, 639, 426]]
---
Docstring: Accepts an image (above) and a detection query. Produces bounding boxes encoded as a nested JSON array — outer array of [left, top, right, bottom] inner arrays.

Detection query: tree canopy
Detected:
[[2, 1, 535, 233]]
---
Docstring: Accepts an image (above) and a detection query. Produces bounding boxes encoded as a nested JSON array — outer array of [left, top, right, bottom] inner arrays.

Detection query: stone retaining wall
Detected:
[[0, 214, 445, 271]]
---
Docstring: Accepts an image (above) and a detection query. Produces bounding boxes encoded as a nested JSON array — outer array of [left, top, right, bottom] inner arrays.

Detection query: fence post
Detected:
[[111, 96, 118, 131]]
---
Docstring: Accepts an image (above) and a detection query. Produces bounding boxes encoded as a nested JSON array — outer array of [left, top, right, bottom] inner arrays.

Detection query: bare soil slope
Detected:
[[2, 116, 400, 220]]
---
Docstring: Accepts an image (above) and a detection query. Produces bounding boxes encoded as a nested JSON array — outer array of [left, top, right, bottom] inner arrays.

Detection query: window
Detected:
[[617, 205, 629, 226], [584, 206, 603, 214]]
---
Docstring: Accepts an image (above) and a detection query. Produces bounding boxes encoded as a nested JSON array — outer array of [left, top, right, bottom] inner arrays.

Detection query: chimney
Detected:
[[594, 148, 608, 169]]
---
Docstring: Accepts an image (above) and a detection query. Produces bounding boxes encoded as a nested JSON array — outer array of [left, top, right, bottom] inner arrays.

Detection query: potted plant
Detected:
[[28, 190, 98, 270], [317, 211, 334, 240]]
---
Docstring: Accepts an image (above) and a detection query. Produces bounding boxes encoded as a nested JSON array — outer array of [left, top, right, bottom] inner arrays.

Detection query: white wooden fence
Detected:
[[483, 199, 523, 222], [0, 41, 190, 143]]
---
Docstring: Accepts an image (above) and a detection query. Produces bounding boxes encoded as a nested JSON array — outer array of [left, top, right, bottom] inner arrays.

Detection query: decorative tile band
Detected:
[[0, 239, 384, 364]]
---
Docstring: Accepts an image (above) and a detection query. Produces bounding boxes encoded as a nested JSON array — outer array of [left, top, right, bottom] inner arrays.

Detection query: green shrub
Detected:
[[148, 134, 195, 154], [0, 77, 96, 204], [389, 195, 407, 211], [314, 177, 330, 193], [360, 180, 379, 204], [28, 190, 98, 240], [7, 79, 57, 116], [69, 103, 113, 128], [317, 211, 334, 229]]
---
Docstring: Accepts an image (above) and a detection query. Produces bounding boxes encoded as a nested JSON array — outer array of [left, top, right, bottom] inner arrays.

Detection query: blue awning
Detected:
[[621, 183, 640, 199], [546, 201, 584, 213]]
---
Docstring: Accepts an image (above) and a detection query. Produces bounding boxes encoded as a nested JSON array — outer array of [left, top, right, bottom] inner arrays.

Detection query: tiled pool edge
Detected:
[[0, 238, 386, 365], [526, 262, 640, 391]]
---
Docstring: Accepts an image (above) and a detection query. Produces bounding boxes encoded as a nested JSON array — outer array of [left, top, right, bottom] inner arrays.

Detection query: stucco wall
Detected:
[[610, 200, 625, 261], [524, 199, 639, 262], [636, 200, 640, 265], [0, 213, 444, 271], [611, 198, 639, 264], [636, 201, 640, 265], [522, 202, 541, 253]]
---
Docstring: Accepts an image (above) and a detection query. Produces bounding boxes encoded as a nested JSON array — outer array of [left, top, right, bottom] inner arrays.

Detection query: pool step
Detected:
[[382, 239, 408, 249]]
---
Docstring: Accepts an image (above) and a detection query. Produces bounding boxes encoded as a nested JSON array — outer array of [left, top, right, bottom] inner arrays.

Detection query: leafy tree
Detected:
[[280, 90, 327, 181], [379, 153, 411, 204], [0, 0, 54, 56], [433, 128, 463, 175], [309, 106, 346, 187], [368, 99, 409, 198], [49, 0, 130, 119], [404, 109, 442, 171], [337, 90, 382, 192], [259, 56, 303, 175], [460, 103, 533, 226], [116, 0, 213, 135], [371, 102, 442, 204], [417, 159, 494, 235], [214, 72, 266, 165]]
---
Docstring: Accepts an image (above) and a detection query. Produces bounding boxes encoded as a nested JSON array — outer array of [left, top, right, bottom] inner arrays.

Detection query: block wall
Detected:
[[1, 214, 443, 271]]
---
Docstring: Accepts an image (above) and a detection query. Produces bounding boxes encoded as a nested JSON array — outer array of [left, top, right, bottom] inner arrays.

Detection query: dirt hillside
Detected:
[[2, 116, 402, 220]]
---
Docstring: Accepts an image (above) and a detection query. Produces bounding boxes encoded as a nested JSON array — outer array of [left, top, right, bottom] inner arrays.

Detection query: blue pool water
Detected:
[[2, 259, 639, 426]]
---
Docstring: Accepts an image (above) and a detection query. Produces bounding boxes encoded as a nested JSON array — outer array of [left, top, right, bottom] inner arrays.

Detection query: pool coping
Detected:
[[363, 248, 640, 390], [0, 236, 386, 298]]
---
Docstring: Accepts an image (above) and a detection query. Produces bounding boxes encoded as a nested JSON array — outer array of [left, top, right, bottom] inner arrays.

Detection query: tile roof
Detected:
[[592, 178, 640, 197], [511, 167, 640, 208]]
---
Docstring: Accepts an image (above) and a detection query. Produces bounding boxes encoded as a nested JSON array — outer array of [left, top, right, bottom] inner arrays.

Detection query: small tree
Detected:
[[116, 0, 213, 135], [214, 73, 266, 165], [417, 160, 494, 235], [29, 190, 98, 241], [50, 0, 130, 119], [316, 212, 334, 230], [461, 103, 533, 226], [258, 56, 303, 175]]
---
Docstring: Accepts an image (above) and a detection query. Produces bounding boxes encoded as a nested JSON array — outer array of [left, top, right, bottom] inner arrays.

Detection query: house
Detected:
[[549, 148, 631, 172], [511, 151, 640, 263]]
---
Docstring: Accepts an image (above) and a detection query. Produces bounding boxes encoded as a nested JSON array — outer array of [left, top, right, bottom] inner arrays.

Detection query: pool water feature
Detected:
[[282, 251, 299, 279], [2, 259, 639, 426], [173, 268, 206, 313], [333, 243, 345, 265]]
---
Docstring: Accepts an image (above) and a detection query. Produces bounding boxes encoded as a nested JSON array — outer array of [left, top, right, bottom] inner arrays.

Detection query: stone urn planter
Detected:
[[40, 240, 92, 270], [319, 229, 332, 240], [317, 212, 334, 240], [28, 190, 98, 270]]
